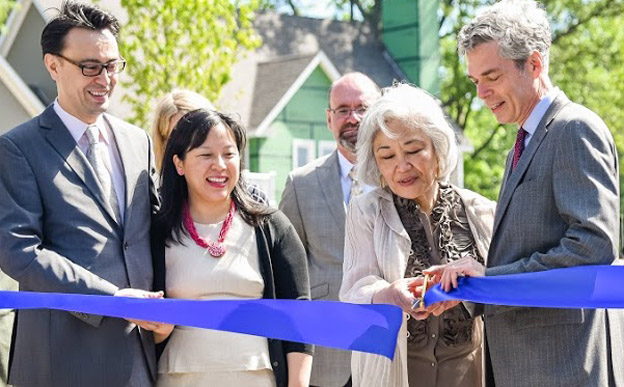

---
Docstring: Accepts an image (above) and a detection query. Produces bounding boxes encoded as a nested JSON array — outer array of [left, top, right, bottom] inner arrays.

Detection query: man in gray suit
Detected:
[[0, 2, 161, 386], [279, 72, 380, 387], [427, 1, 624, 386]]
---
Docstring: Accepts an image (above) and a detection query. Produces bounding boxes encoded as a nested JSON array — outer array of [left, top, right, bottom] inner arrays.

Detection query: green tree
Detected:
[[0, 0, 17, 33], [118, 0, 262, 128]]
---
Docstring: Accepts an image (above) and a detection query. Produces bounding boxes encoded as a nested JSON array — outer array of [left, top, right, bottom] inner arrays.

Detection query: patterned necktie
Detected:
[[85, 124, 121, 222], [348, 168, 362, 203], [512, 127, 528, 170]]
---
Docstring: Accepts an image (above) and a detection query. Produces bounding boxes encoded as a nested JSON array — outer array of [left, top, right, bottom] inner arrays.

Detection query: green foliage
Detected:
[[439, 0, 624, 208], [118, 0, 262, 128], [0, 0, 17, 34]]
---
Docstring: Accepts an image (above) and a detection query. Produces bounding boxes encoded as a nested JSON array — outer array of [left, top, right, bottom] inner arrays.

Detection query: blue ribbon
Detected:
[[425, 265, 624, 308], [0, 291, 402, 359]]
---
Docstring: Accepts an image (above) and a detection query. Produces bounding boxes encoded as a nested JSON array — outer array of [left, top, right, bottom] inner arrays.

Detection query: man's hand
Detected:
[[114, 288, 173, 334], [424, 256, 485, 292], [114, 288, 164, 299]]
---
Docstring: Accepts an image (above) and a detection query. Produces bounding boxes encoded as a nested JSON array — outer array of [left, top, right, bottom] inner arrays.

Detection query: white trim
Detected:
[[292, 139, 316, 170], [0, 55, 46, 116], [0, 0, 33, 57], [318, 140, 336, 157], [250, 50, 340, 138]]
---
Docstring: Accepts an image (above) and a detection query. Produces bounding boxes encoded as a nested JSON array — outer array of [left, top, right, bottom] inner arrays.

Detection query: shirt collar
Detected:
[[53, 99, 110, 145], [521, 87, 560, 136], [336, 149, 355, 178]]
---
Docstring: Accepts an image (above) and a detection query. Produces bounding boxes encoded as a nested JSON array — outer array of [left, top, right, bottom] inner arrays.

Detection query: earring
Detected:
[[379, 175, 387, 189], [177, 169, 184, 176]]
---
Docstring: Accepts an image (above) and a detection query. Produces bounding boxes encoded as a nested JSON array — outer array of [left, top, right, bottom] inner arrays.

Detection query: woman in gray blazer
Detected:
[[340, 84, 495, 387]]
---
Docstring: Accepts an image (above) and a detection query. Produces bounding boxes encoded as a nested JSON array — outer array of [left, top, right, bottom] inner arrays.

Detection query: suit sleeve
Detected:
[[339, 197, 390, 304], [486, 116, 619, 276], [278, 174, 307, 248], [146, 131, 161, 216], [269, 211, 313, 355], [0, 137, 119, 299]]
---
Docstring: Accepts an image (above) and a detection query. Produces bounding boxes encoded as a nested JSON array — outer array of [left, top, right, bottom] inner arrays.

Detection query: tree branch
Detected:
[[470, 124, 504, 159], [552, 0, 615, 44], [286, 0, 299, 16]]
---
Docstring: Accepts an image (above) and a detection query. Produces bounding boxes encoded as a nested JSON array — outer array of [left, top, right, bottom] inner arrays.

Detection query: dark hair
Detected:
[[155, 109, 273, 246], [41, 0, 120, 57]]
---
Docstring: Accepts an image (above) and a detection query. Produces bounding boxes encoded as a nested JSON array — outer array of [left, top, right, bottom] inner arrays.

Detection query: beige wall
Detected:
[[0, 84, 32, 135], [6, 5, 56, 105]]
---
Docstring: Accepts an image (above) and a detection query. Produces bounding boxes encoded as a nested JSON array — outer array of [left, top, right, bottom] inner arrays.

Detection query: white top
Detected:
[[337, 150, 373, 204], [339, 187, 496, 387], [521, 87, 560, 147], [53, 100, 125, 219], [158, 213, 272, 374]]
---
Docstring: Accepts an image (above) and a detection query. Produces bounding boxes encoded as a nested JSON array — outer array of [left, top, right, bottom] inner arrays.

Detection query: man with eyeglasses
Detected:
[[280, 72, 380, 387], [0, 1, 160, 386]]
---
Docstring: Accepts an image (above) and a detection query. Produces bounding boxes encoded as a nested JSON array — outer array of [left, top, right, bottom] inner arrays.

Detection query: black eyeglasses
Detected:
[[327, 106, 368, 119], [55, 53, 126, 77]]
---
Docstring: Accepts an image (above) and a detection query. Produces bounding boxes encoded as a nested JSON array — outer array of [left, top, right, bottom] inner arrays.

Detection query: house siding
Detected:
[[249, 67, 333, 201]]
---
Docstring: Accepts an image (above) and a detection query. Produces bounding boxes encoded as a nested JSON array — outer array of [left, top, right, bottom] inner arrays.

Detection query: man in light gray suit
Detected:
[[0, 2, 161, 386], [279, 72, 380, 387], [427, 1, 624, 386]]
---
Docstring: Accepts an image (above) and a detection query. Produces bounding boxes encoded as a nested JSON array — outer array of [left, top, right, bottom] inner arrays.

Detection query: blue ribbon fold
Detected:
[[424, 265, 624, 309], [0, 291, 402, 359]]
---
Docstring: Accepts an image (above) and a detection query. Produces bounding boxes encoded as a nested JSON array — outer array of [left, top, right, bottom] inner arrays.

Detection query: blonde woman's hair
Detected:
[[151, 89, 214, 169]]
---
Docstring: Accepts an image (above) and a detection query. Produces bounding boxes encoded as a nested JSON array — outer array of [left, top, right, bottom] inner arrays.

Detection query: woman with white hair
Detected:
[[339, 83, 495, 387]]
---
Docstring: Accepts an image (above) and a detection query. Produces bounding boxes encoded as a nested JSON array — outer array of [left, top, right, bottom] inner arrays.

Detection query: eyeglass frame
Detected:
[[327, 105, 369, 119], [54, 53, 127, 77]]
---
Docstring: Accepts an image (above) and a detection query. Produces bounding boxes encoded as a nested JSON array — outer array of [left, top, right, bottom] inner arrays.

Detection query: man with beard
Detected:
[[279, 72, 380, 387]]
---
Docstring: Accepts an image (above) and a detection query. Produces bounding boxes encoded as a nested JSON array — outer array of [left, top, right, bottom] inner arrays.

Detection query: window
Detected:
[[292, 139, 316, 169], [318, 140, 336, 157]]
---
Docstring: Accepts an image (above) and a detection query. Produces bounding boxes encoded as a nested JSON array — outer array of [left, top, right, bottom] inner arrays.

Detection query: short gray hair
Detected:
[[458, 0, 551, 69], [356, 83, 458, 187]]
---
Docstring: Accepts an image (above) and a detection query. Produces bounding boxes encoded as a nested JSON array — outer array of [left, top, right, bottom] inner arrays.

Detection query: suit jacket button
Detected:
[[124, 242, 129, 250], [272, 361, 279, 367]]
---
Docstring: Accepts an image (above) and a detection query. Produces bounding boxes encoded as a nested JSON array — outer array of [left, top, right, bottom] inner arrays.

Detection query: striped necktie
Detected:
[[85, 124, 121, 222]]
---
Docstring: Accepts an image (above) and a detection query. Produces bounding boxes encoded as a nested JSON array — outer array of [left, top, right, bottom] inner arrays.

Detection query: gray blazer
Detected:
[[484, 91, 624, 387], [279, 150, 351, 387], [0, 106, 160, 387]]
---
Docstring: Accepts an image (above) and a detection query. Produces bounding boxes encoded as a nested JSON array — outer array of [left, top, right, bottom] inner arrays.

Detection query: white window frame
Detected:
[[292, 139, 316, 169], [318, 140, 336, 157]]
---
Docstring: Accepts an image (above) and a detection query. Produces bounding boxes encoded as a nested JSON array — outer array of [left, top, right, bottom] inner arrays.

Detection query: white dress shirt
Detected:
[[521, 87, 560, 147], [53, 100, 126, 220], [337, 150, 373, 205]]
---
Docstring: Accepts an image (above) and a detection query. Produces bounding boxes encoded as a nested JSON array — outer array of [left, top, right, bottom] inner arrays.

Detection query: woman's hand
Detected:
[[373, 277, 435, 321], [287, 352, 312, 387], [113, 289, 175, 341]]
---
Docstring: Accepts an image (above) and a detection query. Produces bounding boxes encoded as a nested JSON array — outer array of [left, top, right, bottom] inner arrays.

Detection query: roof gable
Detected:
[[250, 51, 339, 137]]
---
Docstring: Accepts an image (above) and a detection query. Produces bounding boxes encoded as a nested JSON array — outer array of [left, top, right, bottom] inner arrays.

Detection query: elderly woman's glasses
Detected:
[[328, 106, 368, 119], [55, 53, 127, 77]]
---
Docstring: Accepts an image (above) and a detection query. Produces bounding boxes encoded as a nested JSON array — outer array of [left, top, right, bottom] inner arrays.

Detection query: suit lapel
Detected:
[[41, 107, 120, 226], [316, 151, 346, 230], [492, 92, 571, 235], [104, 115, 135, 228]]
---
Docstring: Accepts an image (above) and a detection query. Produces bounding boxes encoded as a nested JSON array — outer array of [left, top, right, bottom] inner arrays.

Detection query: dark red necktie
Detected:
[[512, 128, 527, 170]]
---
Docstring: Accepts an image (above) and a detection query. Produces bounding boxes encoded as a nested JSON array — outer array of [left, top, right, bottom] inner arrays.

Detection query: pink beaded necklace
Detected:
[[183, 200, 236, 258]]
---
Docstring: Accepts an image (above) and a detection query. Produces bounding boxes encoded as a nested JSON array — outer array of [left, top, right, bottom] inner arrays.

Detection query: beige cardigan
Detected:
[[339, 186, 496, 387]]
